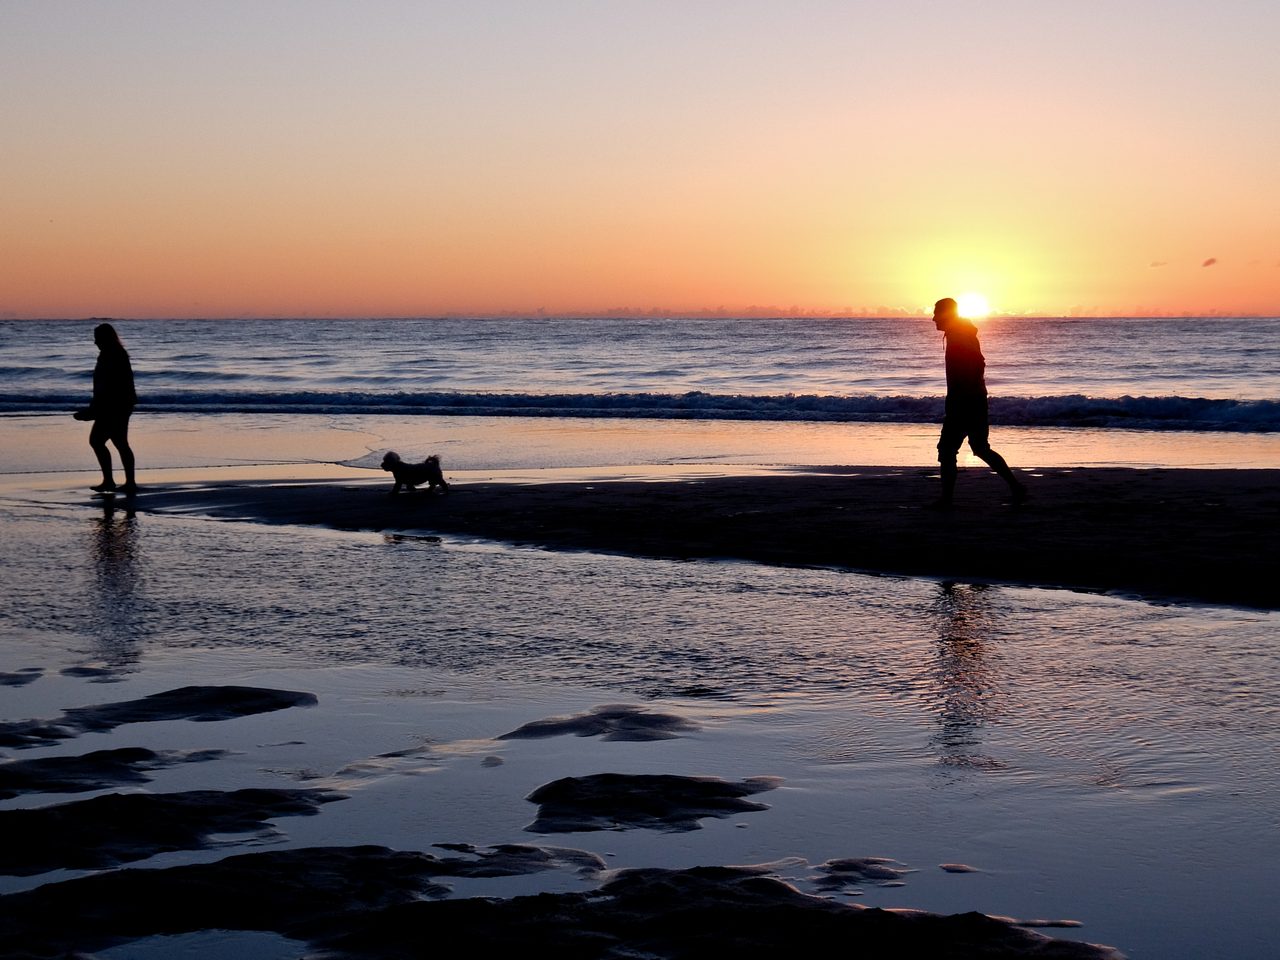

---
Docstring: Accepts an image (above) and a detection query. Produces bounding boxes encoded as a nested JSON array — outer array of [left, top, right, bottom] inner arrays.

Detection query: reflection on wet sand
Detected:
[[86, 498, 142, 675], [929, 582, 1004, 770]]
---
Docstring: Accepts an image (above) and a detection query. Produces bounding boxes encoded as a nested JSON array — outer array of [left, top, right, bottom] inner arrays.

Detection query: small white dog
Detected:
[[380, 452, 450, 495]]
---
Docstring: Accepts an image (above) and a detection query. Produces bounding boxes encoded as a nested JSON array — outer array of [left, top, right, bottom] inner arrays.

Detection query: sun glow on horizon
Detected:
[[3, 6, 1279, 318], [955, 292, 991, 319]]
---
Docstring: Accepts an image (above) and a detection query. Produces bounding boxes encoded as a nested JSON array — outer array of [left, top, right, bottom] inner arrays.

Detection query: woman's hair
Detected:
[[94, 322, 126, 352]]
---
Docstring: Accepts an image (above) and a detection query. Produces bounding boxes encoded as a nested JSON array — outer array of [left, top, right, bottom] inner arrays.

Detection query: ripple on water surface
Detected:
[[1, 504, 1276, 805]]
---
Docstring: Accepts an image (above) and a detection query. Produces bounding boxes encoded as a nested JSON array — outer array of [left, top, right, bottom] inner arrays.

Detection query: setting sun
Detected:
[[955, 292, 991, 319]]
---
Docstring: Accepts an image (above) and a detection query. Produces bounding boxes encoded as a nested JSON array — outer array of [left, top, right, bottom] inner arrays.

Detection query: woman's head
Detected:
[[94, 323, 125, 351]]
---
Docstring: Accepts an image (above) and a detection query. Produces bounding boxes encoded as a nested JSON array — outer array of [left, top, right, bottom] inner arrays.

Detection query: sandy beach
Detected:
[[126, 465, 1278, 608]]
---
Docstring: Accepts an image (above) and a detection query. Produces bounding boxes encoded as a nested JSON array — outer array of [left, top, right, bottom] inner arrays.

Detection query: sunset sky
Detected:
[[3, 1, 1277, 319]]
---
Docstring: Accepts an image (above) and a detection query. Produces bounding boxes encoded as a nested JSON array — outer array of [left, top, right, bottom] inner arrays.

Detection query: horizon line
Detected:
[[9, 312, 1280, 322]]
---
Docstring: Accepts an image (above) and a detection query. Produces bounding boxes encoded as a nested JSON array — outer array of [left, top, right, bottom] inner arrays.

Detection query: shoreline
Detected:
[[102, 465, 1278, 609]]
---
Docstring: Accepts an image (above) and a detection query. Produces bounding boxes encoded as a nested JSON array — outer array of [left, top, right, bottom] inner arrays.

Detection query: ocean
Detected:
[[3, 316, 1278, 431], [1, 316, 1278, 958]]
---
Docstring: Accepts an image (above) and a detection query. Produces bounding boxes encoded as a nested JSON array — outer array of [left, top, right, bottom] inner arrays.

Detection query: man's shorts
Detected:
[[937, 393, 990, 460]]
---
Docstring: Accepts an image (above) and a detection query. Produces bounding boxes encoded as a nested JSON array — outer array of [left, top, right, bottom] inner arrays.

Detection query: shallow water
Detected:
[[1, 501, 1278, 958]]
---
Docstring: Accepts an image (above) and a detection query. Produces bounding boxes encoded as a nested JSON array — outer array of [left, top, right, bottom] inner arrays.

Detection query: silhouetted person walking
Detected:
[[75, 323, 137, 494], [932, 298, 1025, 506]]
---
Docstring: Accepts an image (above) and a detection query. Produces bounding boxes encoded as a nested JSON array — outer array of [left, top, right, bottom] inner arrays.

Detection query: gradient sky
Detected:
[[3, 1, 1278, 318]]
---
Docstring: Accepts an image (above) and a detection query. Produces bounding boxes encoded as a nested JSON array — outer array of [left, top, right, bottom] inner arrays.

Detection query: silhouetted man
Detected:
[[932, 298, 1026, 506]]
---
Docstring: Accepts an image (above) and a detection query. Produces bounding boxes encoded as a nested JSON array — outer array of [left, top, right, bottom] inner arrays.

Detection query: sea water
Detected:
[[0, 504, 1277, 959], [3, 316, 1278, 430]]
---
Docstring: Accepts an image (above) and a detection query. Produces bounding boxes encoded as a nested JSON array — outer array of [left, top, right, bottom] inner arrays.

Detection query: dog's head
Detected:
[[380, 451, 402, 473]]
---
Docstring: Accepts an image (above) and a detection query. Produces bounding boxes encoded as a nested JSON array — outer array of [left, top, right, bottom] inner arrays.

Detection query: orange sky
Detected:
[[2, 2, 1277, 318]]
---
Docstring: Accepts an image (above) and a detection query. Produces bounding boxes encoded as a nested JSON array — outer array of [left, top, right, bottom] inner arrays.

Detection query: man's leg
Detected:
[[939, 458, 958, 503], [968, 418, 1026, 500], [936, 418, 963, 505], [971, 444, 1024, 490]]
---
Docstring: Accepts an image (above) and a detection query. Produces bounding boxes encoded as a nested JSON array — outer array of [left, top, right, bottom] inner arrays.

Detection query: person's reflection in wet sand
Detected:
[[85, 498, 143, 676], [929, 581, 1003, 770]]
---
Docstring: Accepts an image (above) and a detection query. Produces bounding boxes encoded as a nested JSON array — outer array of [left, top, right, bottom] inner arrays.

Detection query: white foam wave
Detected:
[[3, 389, 1277, 432]]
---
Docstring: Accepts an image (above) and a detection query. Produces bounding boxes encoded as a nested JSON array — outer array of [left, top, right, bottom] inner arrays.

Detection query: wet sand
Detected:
[[127, 466, 1278, 608], [0, 671, 1125, 958]]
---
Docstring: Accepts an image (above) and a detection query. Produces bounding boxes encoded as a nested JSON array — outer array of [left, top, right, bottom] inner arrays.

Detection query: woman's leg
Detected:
[[108, 415, 136, 489], [89, 419, 116, 489]]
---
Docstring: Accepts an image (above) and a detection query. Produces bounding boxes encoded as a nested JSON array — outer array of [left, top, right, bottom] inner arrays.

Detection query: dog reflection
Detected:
[[380, 452, 449, 495]]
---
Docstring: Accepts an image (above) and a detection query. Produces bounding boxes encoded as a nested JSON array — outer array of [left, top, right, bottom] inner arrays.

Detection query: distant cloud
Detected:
[[1149, 261, 1168, 268], [1201, 257, 1218, 267]]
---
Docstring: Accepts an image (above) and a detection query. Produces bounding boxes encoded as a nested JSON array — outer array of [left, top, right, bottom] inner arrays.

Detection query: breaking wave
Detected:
[[3, 389, 1278, 432]]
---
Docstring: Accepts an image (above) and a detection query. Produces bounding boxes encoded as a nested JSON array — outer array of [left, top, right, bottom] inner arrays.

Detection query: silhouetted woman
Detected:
[[75, 323, 138, 493]]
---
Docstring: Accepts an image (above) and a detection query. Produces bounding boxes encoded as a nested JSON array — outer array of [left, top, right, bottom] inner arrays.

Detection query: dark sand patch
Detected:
[[329, 867, 1123, 959], [0, 685, 317, 749], [0, 788, 341, 876], [815, 856, 915, 891], [0, 856, 1121, 958], [525, 773, 779, 833], [0, 846, 449, 956], [430, 842, 606, 877], [498, 704, 699, 742], [0, 843, 603, 955], [129, 468, 1280, 607], [0, 746, 226, 799], [0, 668, 42, 688]]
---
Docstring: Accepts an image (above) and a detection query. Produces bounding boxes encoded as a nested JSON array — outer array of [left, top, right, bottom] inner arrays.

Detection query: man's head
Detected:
[[933, 297, 958, 331]]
